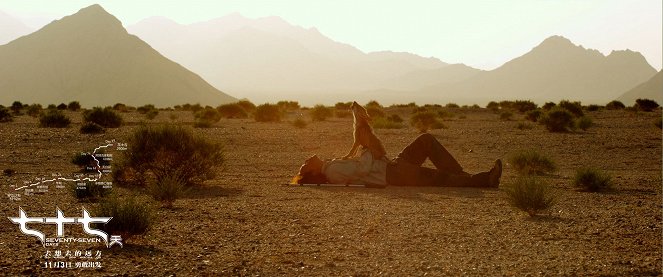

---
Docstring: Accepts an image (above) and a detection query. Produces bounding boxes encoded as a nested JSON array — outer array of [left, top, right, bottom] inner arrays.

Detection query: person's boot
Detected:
[[488, 159, 503, 188]]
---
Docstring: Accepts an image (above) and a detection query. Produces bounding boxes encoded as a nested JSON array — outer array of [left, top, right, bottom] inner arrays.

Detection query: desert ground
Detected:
[[0, 106, 661, 276]]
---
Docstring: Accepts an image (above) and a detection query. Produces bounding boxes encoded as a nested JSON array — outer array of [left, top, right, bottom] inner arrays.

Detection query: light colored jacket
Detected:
[[322, 149, 388, 185]]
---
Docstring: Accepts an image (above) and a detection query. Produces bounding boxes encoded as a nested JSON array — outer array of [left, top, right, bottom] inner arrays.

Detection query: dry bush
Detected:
[[254, 104, 282, 122], [217, 103, 248, 119], [68, 101, 81, 111], [573, 167, 612, 192], [0, 107, 11, 122], [559, 100, 584, 117], [539, 107, 575, 132], [292, 118, 308, 128], [575, 116, 593, 131], [410, 111, 446, 133], [505, 176, 556, 217], [39, 109, 71, 128], [149, 172, 189, 208], [606, 100, 625, 110], [509, 149, 556, 175], [635, 99, 659, 112], [373, 117, 404, 129], [80, 122, 105, 134], [95, 194, 152, 242], [310, 105, 333, 121], [84, 107, 123, 128]]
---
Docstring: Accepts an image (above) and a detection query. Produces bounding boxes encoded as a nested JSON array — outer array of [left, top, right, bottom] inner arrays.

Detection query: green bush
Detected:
[[310, 105, 333, 121], [254, 104, 282, 122], [95, 195, 152, 241], [217, 103, 248, 119], [68, 101, 81, 111], [500, 111, 513, 121], [573, 167, 612, 192], [525, 109, 542, 122], [575, 116, 593, 131], [505, 176, 557, 217], [149, 172, 189, 208], [39, 109, 71, 128], [605, 100, 625, 110], [539, 107, 575, 132], [26, 104, 42, 117], [509, 149, 556, 175], [635, 98, 659, 112], [0, 107, 12, 122], [80, 122, 105, 134], [84, 107, 123, 128], [292, 118, 307, 128], [115, 125, 223, 186], [410, 111, 446, 133], [57, 103, 67, 110], [559, 100, 583, 117], [373, 117, 404, 129]]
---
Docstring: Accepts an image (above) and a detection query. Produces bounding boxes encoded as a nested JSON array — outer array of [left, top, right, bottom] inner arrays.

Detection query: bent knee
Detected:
[[416, 133, 435, 142]]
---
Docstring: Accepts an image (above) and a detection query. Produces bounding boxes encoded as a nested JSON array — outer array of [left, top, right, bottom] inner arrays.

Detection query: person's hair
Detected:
[[291, 172, 328, 184]]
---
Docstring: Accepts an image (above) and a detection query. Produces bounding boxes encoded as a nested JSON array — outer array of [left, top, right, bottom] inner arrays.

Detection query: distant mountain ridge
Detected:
[[0, 11, 33, 45], [0, 5, 235, 107], [419, 36, 656, 104], [618, 71, 663, 105]]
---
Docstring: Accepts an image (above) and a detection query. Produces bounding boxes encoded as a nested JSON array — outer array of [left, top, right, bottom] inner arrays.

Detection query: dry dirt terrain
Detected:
[[0, 107, 661, 276]]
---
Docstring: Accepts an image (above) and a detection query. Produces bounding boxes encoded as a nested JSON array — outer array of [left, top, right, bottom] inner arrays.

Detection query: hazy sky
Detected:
[[3, 0, 661, 70]]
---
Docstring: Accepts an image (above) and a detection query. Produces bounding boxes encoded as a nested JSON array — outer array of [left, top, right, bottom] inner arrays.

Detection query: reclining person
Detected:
[[292, 133, 502, 187]]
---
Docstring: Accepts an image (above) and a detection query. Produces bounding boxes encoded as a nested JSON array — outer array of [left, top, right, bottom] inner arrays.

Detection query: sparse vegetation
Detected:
[[573, 167, 612, 192], [254, 104, 282, 122], [437, 110, 455, 119], [634, 98, 660, 112], [114, 125, 223, 186], [237, 100, 257, 113], [559, 100, 584, 117], [113, 103, 129, 112], [516, 122, 533, 130], [137, 104, 156, 114], [148, 172, 189, 208], [145, 109, 159, 120], [335, 102, 352, 110], [505, 176, 557, 217], [373, 116, 404, 129], [0, 108, 13, 122], [334, 110, 351, 118], [292, 118, 307, 128], [366, 106, 386, 118], [445, 103, 460, 109], [366, 100, 383, 109], [194, 107, 221, 127], [68, 101, 81, 111], [95, 194, 152, 241], [310, 105, 333, 121], [486, 101, 499, 112], [525, 109, 542, 122], [606, 100, 625, 110], [39, 109, 71, 128], [26, 104, 42, 117], [388, 114, 403, 123], [57, 103, 68, 110], [410, 111, 446, 132], [542, 102, 556, 110], [586, 104, 601, 112], [513, 100, 538, 113], [277, 100, 300, 111], [500, 111, 513, 121], [80, 122, 105, 134], [217, 103, 248, 119], [10, 101, 23, 114], [84, 107, 123, 128], [71, 182, 110, 201], [575, 116, 593, 131], [509, 149, 556, 175], [539, 107, 575, 132]]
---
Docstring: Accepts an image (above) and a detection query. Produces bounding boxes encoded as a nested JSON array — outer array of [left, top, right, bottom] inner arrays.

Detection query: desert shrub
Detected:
[[39, 109, 71, 128], [137, 104, 156, 114], [412, 106, 428, 113], [516, 122, 533, 130], [509, 149, 556, 175], [410, 111, 446, 132], [505, 176, 556, 217], [499, 100, 514, 110], [310, 105, 333, 121], [366, 100, 383, 109], [71, 151, 111, 170], [335, 110, 351, 118], [388, 114, 403, 123], [115, 125, 223, 186], [0, 107, 12, 122], [525, 109, 542, 122], [149, 172, 189, 208], [189, 104, 203, 113], [292, 118, 307, 128], [277, 100, 300, 111], [437, 110, 455, 118], [335, 102, 352, 110], [95, 195, 152, 241], [500, 111, 513, 121], [486, 101, 500, 111], [445, 103, 460, 108], [513, 100, 537, 113], [3, 168, 15, 176], [84, 107, 123, 128], [575, 116, 593, 131], [47, 104, 57, 110], [26, 104, 43, 117], [217, 103, 248, 119], [237, 100, 257, 113], [586, 104, 601, 112], [366, 106, 386, 118], [470, 104, 480, 109], [112, 103, 129, 112], [423, 104, 442, 109], [542, 102, 556, 110], [605, 100, 625, 110], [373, 117, 404, 129], [655, 118, 662, 129], [145, 109, 159, 120], [559, 100, 583, 117], [635, 98, 660, 112], [10, 101, 23, 114], [68, 101, 81, 111], [193, 119, 213, 128], [169, 114, 178, 121], [573, 167, 612, 192], [80, 122, 105, 134], [254, 104, 281, 122], [539, 107, 575, 132], [71, 182, 110, 201], [194, 107, 221, 125], [57, 103, 67, 110]]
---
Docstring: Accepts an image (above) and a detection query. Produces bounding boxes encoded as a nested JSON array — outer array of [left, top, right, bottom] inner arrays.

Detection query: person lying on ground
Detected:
[[292, 133, 502, 187]]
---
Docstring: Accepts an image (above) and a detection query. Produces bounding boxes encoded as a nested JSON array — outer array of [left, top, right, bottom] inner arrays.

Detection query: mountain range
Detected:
[[0, 5, 658, 106], [0, 11, 33, 45], [0, 5, 235, 107], [618, 70, 663, 105]]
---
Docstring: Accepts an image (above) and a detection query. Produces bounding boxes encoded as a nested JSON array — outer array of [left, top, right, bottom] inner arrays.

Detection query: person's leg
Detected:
[[395, 133, 463, 174]]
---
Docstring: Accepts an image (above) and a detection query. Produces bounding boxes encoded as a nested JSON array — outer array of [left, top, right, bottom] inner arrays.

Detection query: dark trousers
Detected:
[[385, 133, 490, 187]]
